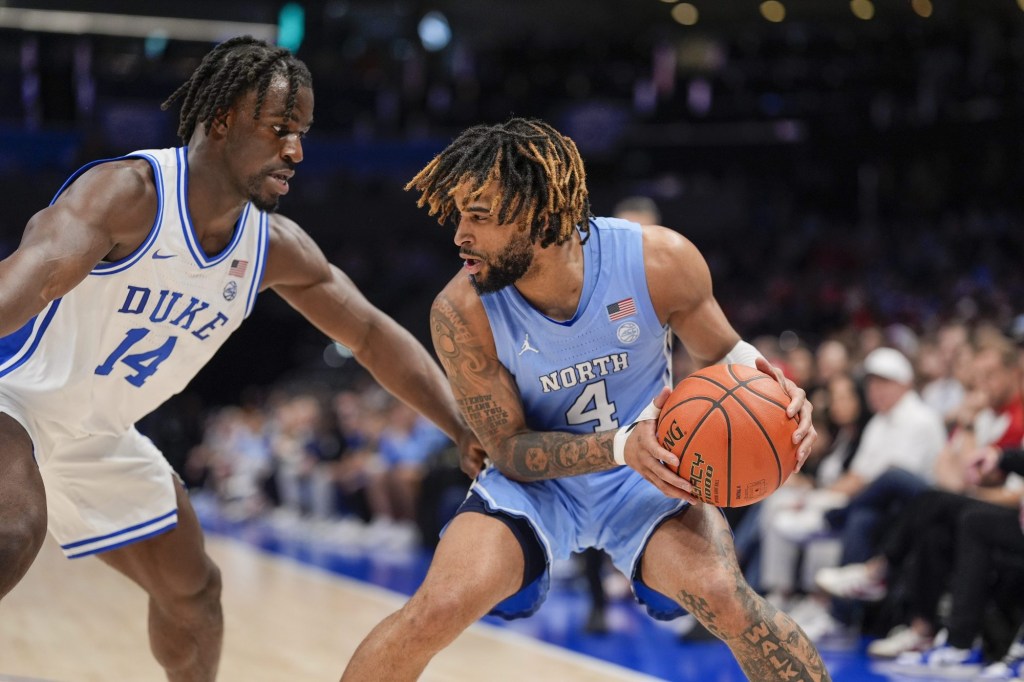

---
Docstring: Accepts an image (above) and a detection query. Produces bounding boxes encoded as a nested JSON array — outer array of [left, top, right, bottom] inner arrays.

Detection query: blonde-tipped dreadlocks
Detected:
[[406, 118, 592, 247], [161, 36, 312, 144]]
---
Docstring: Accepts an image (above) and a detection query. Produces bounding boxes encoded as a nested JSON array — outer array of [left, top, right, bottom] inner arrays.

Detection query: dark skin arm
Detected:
[[0, 160, 157, 337], [261, 215, 486, 477]]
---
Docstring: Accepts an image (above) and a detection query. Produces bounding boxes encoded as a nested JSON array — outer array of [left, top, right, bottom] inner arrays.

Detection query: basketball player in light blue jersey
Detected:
[[0, 37, 483, 681], [343, 119, 831, 681]]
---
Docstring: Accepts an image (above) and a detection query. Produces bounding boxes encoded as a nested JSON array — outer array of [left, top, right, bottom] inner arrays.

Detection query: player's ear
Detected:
[[208, 107, 232, 138]]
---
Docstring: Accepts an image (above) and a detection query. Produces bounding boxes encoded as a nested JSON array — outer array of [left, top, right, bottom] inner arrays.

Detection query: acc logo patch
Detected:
[[223, 280, 238, 301], [616, 321, 640, 344]]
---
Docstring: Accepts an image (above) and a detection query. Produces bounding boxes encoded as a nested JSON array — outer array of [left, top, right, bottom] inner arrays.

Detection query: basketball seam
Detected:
[[660, 396, 732, 506], [723, 365, 783, 491]]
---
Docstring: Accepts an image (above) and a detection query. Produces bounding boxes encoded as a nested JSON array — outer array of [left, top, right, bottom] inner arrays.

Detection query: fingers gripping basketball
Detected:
[[656, 364, 798, 507]]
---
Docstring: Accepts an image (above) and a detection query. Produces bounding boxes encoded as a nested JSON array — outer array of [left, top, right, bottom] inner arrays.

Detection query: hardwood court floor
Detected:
[[0, 535, 660, 682]]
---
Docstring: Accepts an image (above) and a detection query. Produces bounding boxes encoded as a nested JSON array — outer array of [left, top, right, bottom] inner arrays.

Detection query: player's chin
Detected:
[[249, 192, 281, 213]]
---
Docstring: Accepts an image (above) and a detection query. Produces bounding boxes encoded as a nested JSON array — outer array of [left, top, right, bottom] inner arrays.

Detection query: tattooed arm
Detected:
[[430, 276, 690, 502], [430, 282, 615, 482]]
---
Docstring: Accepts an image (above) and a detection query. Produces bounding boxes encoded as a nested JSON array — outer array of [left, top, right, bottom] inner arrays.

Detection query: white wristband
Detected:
[[719, 339, 763, 368], [612, 399, 662, 466]]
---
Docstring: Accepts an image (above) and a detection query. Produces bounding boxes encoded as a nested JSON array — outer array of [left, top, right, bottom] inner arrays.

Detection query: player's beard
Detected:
[[469, 230, 534, 295], [246, 170, 281, 212]]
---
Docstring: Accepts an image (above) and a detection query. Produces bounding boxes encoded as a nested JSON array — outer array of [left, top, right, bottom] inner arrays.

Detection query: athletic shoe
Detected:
[[891, 641, 983, 678], [867, 625, 934, 659], [978, 638, 1024, 680], [773, 508, 829, 543], [815, 562, 887, 602]]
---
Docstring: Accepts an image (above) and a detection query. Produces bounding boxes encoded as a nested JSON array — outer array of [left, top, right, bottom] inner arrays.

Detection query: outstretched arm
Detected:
[[263, 215, 485, 475], [430, 279, 695, 500]]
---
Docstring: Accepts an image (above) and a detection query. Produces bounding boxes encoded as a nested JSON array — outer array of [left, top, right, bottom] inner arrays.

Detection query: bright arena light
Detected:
[[911, 0, 933, 17], [671, 3, 699, 25], [850, 0, 875, 20], [760, 1, 786, 23], [418, 11, 451, 52]]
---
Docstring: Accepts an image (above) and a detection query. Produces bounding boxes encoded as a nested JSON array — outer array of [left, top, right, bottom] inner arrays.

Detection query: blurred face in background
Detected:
[[866, 375, 908, 414], [973, 347, 1021, 409], [828, 375, 862, 428], [816, 340, 850, 384]]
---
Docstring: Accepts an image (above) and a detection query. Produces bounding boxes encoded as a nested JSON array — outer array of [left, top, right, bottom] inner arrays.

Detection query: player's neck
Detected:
[[184, 149, 250, 254], [514, 238, 583, 322]]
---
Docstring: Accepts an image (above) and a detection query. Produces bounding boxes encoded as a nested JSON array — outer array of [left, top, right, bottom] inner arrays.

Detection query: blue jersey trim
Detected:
[[66, 518, 178, 559], [244, 211, 270, 318], [47, 153, 166, 276], [177, 147, 248, 269], [0, 299, 61, 378], [61, 508, 178, 551], [0, 317, 34, 367]]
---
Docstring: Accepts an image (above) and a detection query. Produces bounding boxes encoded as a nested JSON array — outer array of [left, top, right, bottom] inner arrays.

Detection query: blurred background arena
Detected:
[[2, 1, 1024, 680]]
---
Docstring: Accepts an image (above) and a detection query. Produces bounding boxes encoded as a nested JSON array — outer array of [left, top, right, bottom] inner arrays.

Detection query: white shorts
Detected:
[[0, 396, 178, 558]]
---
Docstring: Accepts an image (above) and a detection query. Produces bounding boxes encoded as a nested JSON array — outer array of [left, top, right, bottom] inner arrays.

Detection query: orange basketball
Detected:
[[655, 364, 798, 507]]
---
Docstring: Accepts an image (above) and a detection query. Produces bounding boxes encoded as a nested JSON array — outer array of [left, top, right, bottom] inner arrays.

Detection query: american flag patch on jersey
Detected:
[[606, 297, 636, 321], [228, 259, 249, 277]]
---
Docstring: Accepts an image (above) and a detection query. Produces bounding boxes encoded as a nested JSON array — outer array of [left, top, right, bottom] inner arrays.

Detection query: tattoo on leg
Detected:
[[672, 522, 831, 681]]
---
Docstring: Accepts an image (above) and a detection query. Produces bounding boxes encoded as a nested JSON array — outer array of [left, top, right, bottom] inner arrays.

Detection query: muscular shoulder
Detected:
[[52, 158, 158, 246], [431, 272, 496, 355], [642, 224, 713, 322], [262, 213, 331, 289]]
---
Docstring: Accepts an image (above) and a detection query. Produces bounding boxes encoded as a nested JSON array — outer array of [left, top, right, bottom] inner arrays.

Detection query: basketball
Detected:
[[656, 364, 798, 507]]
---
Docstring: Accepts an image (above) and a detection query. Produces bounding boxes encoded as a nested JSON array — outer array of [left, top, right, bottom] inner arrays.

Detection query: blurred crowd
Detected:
[[178, 377, 463, 552], [723, 320, 1024, 679]]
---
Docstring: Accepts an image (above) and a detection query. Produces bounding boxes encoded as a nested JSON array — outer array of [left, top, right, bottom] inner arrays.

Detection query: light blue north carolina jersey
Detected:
[[0, 146, 269, 438], [467, 217, 688, 621], [481, 216, 672, 433]]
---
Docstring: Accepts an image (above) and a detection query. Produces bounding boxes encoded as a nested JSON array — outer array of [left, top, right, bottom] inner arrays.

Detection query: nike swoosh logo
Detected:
[[152, 251, 176, 260]]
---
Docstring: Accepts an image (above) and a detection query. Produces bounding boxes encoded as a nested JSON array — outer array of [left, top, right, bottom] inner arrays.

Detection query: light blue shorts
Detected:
[[462, 465, 689, 620]]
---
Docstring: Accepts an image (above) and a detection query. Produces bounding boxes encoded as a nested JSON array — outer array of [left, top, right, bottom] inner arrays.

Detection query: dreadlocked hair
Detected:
[[406, 118, 592, 248], [161, 36, 312, 144]]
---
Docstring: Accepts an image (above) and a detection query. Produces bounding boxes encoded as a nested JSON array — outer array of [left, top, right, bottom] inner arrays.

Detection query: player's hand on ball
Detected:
[[755, 356, 817, 472], [625, 387, 700, 503]]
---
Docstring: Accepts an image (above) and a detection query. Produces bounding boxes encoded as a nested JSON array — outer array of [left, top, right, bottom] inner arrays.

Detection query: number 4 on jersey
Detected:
[[565, 380, 619, 432], [95, 328, 177, 387]]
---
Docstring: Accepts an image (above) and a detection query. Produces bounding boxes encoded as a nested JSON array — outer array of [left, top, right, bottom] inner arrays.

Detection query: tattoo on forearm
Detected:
[[505, 431, 615, 480], [456, 395, 509, 440], [431, 296, 617, 480]]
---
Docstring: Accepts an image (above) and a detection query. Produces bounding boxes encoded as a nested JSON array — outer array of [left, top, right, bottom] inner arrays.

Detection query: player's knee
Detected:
[[189, 559, 223, 615], [160, 556, 223, 621], [400, 587, 476, 638], [0, 501, 46, 567], [693, 567, 751, 619]]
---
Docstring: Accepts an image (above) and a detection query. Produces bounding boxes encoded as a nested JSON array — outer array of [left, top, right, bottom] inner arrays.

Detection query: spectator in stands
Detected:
[[816, 336, 1024, 663], [734, 372, 869, 601], [765, 347, 946, 640], [364, 400, 452, 549], [269, 394, 333, 521], [918, 322, 971, 432]]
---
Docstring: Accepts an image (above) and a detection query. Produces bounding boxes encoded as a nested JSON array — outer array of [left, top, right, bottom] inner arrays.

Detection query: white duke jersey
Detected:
[[0, 146, 269, 438], [479, 217, 672, 434]]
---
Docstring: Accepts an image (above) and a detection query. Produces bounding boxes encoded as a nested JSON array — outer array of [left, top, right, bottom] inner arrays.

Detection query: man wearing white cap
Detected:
[[761, 347, 947, 641]]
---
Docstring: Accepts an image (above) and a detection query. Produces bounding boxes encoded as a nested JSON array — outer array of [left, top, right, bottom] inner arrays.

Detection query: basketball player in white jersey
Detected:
[[342, 119, 831, 681], [0, 37, 483, 681]]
